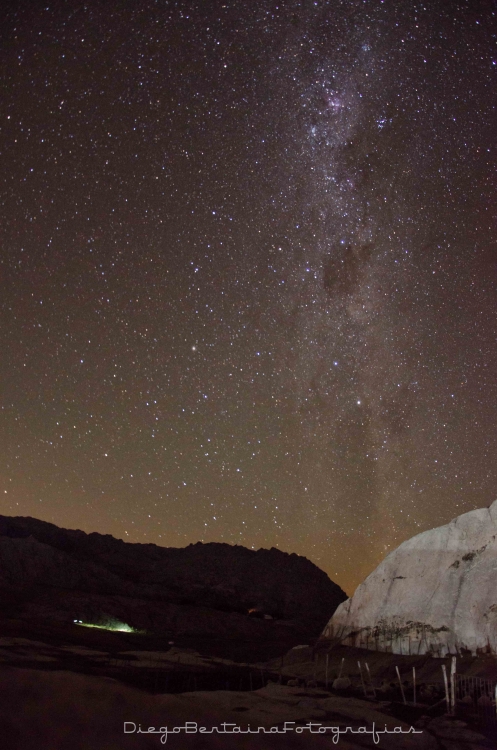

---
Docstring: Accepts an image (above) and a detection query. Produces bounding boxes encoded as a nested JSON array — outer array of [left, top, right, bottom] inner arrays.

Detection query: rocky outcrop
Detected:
[[321, 500, 497, 656], [0, 515, 346, 656]]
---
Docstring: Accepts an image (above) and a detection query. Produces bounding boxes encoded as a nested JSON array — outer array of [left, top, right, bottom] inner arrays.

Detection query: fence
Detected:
[[105, 653, 270, 693], [454, 673, 497, 730]]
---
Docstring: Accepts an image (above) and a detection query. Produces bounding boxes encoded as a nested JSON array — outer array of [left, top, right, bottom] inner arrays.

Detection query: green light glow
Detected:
[[73, 619, 137, 633]]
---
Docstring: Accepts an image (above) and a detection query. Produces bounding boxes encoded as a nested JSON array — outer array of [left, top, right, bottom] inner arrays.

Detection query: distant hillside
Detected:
[[0, 515, 346, 658]]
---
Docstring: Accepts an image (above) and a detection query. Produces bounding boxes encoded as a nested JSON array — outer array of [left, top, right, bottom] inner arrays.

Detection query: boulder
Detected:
[[322, 500, 497, 656], [332, 676, 352, 690]]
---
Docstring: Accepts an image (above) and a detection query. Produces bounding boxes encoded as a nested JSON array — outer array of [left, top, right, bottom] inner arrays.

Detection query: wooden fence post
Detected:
[[395, 666, 406, 705], [450, 656, 456, 716], [325, 653, 329, 689], [442, 665, 450, 714], [358, 661, 367, 698], [365, 662, 376, 698], [412, 666, 416, 705]]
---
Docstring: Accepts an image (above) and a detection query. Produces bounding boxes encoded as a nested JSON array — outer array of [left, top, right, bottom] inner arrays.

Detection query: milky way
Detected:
[[1, 1, 496, 592]]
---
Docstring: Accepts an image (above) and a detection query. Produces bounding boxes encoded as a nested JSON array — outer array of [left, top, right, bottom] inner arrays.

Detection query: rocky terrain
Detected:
[[0, 514, 346, 659], [1, 663, 493, 750], [0, 511, 495, 749], [322, 500, 497, 657], [0, 615, 495, 749]]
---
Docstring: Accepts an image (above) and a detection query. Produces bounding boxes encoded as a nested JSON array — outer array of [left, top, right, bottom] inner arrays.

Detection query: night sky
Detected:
[[1, 1, 496, 594]]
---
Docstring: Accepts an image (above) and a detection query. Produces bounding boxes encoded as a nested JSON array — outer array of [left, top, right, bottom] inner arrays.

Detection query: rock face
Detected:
[[0, 515, 346, 657], [322, 500, 497, 656]]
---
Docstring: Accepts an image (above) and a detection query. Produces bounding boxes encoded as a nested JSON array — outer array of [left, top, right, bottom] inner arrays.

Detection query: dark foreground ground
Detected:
[[1, 615, 495, 750]]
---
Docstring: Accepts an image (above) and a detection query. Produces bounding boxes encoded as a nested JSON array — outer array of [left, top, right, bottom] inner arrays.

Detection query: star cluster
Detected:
[[1, 1, 496, 593]]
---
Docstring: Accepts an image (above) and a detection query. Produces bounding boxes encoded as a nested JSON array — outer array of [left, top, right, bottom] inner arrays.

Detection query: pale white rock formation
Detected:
[[322, 500, 497, 656]]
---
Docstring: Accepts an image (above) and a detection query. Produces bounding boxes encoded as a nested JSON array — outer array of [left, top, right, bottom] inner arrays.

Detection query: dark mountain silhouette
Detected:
[[0, 515, 346, 658]]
